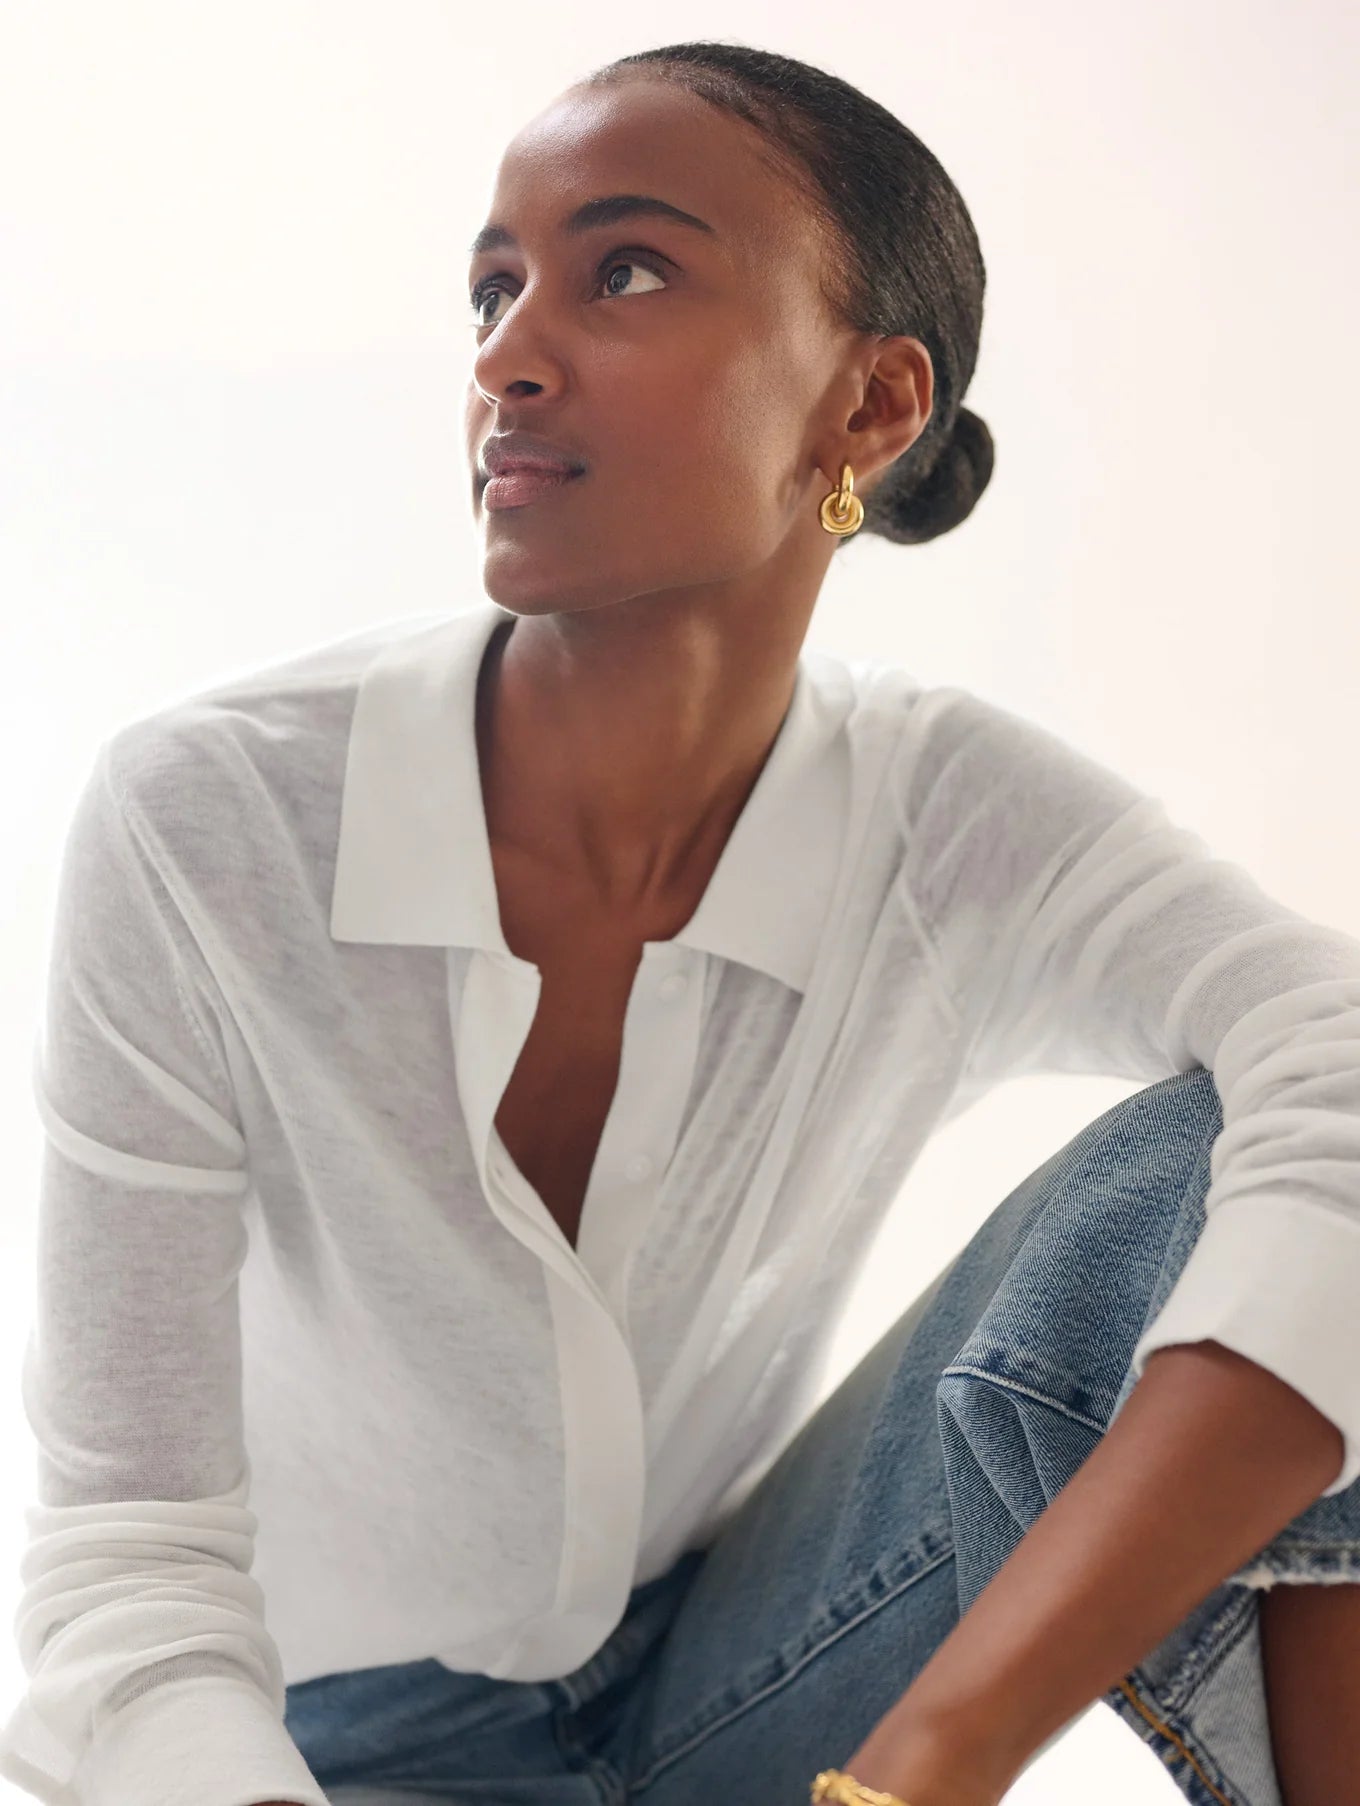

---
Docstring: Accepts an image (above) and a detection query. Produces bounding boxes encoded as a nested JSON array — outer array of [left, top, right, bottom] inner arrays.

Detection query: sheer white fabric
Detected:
[[5, 600, 1358, 1806]]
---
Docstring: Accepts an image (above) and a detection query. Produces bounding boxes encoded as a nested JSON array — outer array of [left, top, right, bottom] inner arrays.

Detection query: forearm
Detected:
[[843, 1337, 1346, 1806]]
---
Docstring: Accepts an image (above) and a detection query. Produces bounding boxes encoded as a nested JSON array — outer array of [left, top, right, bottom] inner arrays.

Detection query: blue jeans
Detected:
[[283, 1068, 1360, 1806]]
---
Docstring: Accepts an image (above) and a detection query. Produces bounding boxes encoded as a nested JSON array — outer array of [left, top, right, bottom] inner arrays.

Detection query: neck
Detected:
[[475, 593, 810, 914]]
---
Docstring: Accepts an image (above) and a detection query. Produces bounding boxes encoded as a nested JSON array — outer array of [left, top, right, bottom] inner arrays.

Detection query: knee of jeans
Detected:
[[941, 1066, 1224, 1426]]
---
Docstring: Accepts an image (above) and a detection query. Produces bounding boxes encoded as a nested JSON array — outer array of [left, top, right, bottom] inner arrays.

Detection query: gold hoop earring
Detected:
[[819, 460, 863, 537]]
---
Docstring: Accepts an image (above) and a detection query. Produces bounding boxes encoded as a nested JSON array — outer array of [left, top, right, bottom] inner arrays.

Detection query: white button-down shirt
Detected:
[[6, 599, 1360, 1806]]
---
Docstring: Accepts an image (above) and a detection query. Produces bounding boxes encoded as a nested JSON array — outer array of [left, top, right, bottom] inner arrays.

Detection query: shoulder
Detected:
[[821, 652, 997, 799], [821, 661, 1150, 887], [98, 608, 450, 861]]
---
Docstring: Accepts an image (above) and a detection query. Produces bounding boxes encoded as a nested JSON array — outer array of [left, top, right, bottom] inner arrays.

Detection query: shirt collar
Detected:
[[330, 600, 852, 993]]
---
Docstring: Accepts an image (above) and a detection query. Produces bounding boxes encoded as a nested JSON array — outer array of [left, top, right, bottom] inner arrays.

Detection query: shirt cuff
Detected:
[[1128, 1192, 1360, 1498], [70, 1673, 330, 1806]]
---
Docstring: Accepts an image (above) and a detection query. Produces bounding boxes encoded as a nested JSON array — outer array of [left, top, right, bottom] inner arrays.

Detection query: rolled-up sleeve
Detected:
[[898, 685, 1360, 1498], [1, 733, 328, 1806]]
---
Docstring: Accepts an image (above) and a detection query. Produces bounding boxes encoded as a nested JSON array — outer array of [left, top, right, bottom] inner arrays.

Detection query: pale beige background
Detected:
[[2, 1, 1357, 1799]]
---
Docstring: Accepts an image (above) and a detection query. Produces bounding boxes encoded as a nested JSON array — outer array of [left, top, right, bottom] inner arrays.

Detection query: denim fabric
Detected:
[[283, 1067, 1360, 1806]]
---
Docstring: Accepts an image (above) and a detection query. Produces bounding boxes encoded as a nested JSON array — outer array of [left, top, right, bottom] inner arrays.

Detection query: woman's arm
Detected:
[[839, 1338, 1345, 1806]]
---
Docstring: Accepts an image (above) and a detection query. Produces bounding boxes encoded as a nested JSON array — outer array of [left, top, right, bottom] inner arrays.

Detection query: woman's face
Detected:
[[462, 78, 875, 618]]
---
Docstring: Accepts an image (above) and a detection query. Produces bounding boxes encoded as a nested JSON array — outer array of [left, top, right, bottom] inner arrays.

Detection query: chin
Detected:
[[478, 562, 634, 619]]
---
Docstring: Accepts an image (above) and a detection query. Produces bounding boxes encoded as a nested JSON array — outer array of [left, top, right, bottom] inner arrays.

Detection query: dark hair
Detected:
[[579, 39, 994, 548]]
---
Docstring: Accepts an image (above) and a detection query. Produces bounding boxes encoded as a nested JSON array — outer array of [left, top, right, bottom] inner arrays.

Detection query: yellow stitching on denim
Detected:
[[1116, 1677, 1236, 1806]]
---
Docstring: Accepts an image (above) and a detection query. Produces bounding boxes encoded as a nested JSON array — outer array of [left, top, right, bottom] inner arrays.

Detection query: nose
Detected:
[[469, 287, 569, 404]]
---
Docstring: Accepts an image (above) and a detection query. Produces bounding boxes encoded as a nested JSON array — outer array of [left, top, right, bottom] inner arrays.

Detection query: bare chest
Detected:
[[489, 856, 703, 1253], [492, 936, 641, 1252]]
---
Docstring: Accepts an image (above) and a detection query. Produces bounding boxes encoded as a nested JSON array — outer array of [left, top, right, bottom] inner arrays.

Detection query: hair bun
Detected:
[[859, 405, 994, 547]]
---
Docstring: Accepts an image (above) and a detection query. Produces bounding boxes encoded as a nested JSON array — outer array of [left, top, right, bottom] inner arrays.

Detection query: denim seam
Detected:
[[554, 1654, 610, 1715], [627, 1540, 957, 1793], [940, 1362, 1108, 1432], [1158, 1589, 1259, 1719], [1111, 1672, 1248, 1806], [549, 1684, 628, 1806], [1233, 1539, 1360, 1576]]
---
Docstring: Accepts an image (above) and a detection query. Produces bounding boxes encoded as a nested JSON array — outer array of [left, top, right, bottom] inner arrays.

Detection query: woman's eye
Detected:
[[600, 257, 668, 302], [469, 255, 668, 330]]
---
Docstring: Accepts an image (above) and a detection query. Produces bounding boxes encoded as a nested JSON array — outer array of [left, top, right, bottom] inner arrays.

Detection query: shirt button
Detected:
[[658, 972, 687, 1001], [624, 1154, 654, 1182]]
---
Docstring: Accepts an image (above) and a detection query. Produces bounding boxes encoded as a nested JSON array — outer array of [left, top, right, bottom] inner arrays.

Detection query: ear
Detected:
[[850, 335, 935, 476]]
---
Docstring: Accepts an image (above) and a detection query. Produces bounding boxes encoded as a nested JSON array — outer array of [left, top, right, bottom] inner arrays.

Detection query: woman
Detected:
[[4, 39, 1359, 1806]]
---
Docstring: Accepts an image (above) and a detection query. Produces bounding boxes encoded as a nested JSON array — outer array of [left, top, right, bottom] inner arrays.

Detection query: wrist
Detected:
[[839, 1706, 1013, 1806]]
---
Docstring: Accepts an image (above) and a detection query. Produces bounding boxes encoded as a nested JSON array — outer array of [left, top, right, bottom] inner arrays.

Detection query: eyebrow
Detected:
[[466, 193, 717, 260]]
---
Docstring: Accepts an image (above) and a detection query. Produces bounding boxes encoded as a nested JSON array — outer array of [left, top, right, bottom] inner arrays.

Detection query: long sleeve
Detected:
[[898, 684, 1360, 1498], [0, 732, 329, 1806]]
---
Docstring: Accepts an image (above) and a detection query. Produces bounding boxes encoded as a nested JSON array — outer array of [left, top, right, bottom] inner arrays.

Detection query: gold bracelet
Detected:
[[811, 1768, 913, 1806]]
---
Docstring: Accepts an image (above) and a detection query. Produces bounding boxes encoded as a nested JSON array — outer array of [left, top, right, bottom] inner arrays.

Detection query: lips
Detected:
[[481, 466, 586, 511], [477, 431, 588, 483], [481, 459, 575, 480]]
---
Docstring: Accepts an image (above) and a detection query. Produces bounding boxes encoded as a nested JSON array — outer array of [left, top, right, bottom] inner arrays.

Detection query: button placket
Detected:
[[573, 946, 703, 1315], [452, 947, 646, 1673]]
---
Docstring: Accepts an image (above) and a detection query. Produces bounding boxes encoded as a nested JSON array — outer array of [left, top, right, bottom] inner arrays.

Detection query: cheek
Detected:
[[592, 332, 804, 531], [697, 330, 814, 474], [678, 348, 786, 486], [691, 384, 812, 533]]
